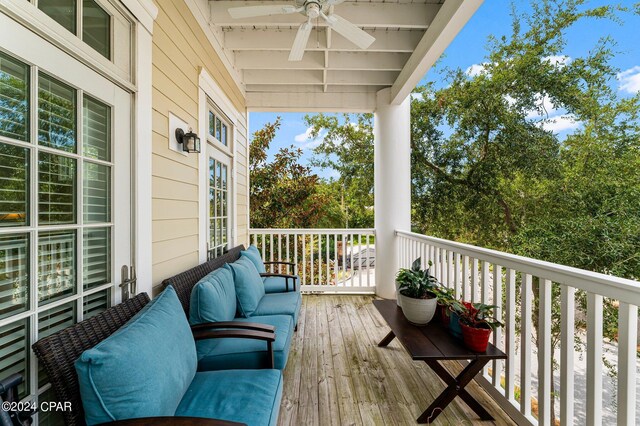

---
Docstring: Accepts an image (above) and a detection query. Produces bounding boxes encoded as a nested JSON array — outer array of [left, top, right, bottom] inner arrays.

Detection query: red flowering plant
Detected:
[[456, 302, 503, 330]]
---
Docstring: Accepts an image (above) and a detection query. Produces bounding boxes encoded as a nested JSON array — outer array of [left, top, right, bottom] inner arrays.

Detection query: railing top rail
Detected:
[[250, 228, 376, 235], [396, 230, 640, 303]]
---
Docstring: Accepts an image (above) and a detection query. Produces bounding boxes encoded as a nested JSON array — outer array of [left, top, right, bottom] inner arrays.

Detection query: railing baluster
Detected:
[[447, 250, 453, 288], [334, 234, 338, 287], [302, 235, 306, 286], [261, 235, 266, 267], [538, 278, 552, 425], [492, 264, 503, 388], [358, 234, 362, 287], [560, 285, 575, 426], [454, 253, 461, 299], [471, 258, 479, 303], [505, 268, 516, 401], [586, 292, 603, 426], [343, 233, 348, 287], [462, 256, 469, 301], [317, 233, 321, 286], [326, 234, 330, 286], [286, 234, 290, 264], [269, 233, 274, 272], [617, 301, 637, 426], [310, 234, 315, 286], [366, 234, 371, 287], [481, 260, 490, 376], [278, 234, 282, 270], [520, 273, 532, 416], [440, 248, 446, 284], [294, 233, 298, 279]]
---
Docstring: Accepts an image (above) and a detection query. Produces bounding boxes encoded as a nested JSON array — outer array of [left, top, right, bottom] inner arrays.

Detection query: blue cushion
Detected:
[[189, 267, 236, 324], [176, 369, 283, 426], [240, 245, 266, 273], [228, 257, 266, 317], [252, 292, 301, 325], [263, 276, 300, 294], [75, 286, 197, 426], [196, 315, 293, 371]]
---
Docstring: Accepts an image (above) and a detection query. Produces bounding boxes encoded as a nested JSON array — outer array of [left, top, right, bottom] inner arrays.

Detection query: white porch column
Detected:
[[374, 88, 411, 299]]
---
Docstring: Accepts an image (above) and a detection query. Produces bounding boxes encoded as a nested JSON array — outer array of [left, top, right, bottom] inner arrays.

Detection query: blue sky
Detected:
[[249, 0, 640, 179]]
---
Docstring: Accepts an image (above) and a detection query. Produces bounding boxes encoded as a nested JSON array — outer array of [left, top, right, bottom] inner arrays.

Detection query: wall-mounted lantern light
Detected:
[[175, 127, 201, 153]]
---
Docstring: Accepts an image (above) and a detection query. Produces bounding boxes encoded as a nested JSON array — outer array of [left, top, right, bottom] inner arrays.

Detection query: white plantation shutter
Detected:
[[0, 319, 28, 398], [83, 228, 110, 289], [0, 234, 29, 320], [38, 152, 76, 225], [83, 289, 110, 319], [83, 95, 110, 161], [83, 162, 110, 223], [38, 74, 76, 153], [0, 51, 29, 142], [0, 144, 29, 227], [38, 231, 76, 304]]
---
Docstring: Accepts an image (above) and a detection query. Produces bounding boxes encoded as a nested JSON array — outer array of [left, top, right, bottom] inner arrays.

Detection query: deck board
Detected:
[[279, 295, 516, 426]]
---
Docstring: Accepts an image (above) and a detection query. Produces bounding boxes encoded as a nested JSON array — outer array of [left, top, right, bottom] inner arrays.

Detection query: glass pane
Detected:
[[38, 152, 76, 225], [38, 230, 76, 305], [38, 0, 76, 33], [0, 143, 29, 227], [38, 387, 65, 426], [216, 189, 221, 218], [221, 190, 227, 217], [216, 161, 221, 189], [39, 74, 77, 153], [38, 301, 76, 387], [215, 117, 221, 141], [221, 124, 228, 146], [0, 234, 29, 320], [83, 95, 110, 161], [83, 0, 111, 59], [0, 52, 29, 142], [208, 111, 215, 137], [0, 319, 29, 398], [83, 227, 110, 289], [209, 221, 214, 246], [83, 162, 110, 223], [83, 288, 110, 319]]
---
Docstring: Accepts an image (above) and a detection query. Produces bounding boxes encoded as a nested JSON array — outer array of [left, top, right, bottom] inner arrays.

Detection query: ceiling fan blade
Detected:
[[289, 21, 313, 61], [322, 13, 375, 49], [228, 5, 302, 19]]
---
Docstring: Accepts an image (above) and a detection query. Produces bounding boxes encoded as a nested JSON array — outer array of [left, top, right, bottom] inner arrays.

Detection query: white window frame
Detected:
[[198, 69, 241, 263]]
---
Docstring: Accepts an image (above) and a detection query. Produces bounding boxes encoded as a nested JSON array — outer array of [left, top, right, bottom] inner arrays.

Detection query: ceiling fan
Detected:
[[228, 0, 376, 61]]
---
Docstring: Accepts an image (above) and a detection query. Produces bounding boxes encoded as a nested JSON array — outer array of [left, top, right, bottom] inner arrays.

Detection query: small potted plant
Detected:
[[457, 302, 503, 352], [448, 300, 465, 339], [395, 258, 439, 325], [432, 285, 456, 325]]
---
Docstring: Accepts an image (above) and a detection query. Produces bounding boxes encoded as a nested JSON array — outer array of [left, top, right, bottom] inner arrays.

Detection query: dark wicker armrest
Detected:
[[192, 329, 276, 368], [191, 321, 275, 333], [259, 273, 298, 292], [98, 417, 245, 425]]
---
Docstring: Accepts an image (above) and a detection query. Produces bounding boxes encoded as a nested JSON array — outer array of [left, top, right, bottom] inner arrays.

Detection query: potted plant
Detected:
[[448, 300, 465, 339], [395, 258, 439, 325], [432, 285, 456, 325], [457, 302, 504, 352]]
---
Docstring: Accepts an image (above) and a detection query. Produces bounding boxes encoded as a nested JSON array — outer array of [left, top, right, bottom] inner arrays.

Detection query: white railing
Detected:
[[249, 229, 376, 293], [396, 230, 640, 426]]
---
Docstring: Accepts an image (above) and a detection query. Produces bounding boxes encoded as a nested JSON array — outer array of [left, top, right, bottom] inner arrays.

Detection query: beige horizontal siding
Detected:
[[152, 0, 248, 288]]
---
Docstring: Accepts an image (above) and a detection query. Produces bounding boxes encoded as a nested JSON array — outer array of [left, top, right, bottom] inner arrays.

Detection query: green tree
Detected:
[[249, 118, 343, 228]]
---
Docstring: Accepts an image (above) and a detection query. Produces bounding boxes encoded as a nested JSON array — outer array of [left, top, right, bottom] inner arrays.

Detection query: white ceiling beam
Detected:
[[327, 70, 398, 86], [223, 28, 424, 52], [211, 2, 439, 28], [247, 91, 377, 112], [234, 51, 410, 71], [390, 0, 483, 105], [244, 69, 323, 85], [246, 84, 386, 93]]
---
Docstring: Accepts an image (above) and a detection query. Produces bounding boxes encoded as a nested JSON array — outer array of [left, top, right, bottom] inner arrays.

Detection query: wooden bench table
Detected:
[[373, 299, 507, 424]]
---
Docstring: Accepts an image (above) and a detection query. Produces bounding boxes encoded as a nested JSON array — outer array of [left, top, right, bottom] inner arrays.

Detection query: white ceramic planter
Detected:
[[398, 294, 437, 325]]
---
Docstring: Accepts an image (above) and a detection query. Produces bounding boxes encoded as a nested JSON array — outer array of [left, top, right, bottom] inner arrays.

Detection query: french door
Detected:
[[0, 13, 131, 415], [207, 146, 231, 259]]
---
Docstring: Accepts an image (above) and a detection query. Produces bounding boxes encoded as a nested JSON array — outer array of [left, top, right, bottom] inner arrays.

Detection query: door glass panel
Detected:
[[37, 301, 76, 387], [38, 230, 76, 305], [83, 0, 111, 59], [83, 289, 110, 319], [221, 123, 227, 146], [83, 228, 110, 289], [38, 74, 77, 153], [208, 111, 215, 137], [0, 319, 29, 398], [0, 234, 29, 320], [0, 143, 29, 227], [83, 162, 110, 223], [0, 52, 29, 142], [215, 117, 221, 141], [83, 95, 110, 161], [38, 0, 77, 33], [38, 152, 76, 224]]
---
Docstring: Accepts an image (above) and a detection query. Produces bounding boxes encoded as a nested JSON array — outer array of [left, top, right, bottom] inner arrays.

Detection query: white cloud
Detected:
[[466, 63, 489, 77], [538, 114, 581, 133], [294, 127, 314, 143], [411, 92, 424, 101], [617, 66, 640, 94], [294, 126, 325, 149]]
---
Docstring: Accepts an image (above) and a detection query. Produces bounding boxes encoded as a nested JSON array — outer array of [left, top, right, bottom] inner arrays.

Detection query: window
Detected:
[[209, 157, 229, 258], [208, 105, 230, 147], [0, 51, 113, 400], [37, 0, 111, 59]]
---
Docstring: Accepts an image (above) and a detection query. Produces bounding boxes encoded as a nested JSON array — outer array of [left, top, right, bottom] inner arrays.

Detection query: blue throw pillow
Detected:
[[75, 286, 197, 425], [240, 245, 266, 274], [227, 257, 265, 317], [189, 267, 237, 324]]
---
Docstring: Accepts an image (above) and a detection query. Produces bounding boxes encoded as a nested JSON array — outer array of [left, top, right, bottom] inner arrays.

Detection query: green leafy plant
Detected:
[[457, 302, 504, 330], [396, 258, 439, 299]]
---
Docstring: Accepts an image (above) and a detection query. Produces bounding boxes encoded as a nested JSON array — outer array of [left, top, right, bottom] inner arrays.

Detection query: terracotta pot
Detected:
[[460, 322, 492, 352], [448, 311, 463, 340], [398, 294, 437, 325]]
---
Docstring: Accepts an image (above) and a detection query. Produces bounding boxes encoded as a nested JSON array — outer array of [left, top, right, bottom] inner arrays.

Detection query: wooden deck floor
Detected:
[[278, 295, 516, 426]]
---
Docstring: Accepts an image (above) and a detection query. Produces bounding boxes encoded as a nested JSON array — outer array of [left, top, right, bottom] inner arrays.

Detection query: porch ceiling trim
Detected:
[[202, 0, 483, 111]]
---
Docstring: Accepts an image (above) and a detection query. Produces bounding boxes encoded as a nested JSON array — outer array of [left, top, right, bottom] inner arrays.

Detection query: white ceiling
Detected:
[[204, 0, 481, 111]]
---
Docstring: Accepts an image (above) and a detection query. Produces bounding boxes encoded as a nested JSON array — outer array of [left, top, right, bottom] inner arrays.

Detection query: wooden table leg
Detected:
[[417, 359, 493, 423], [378, 331, 396, 347]]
